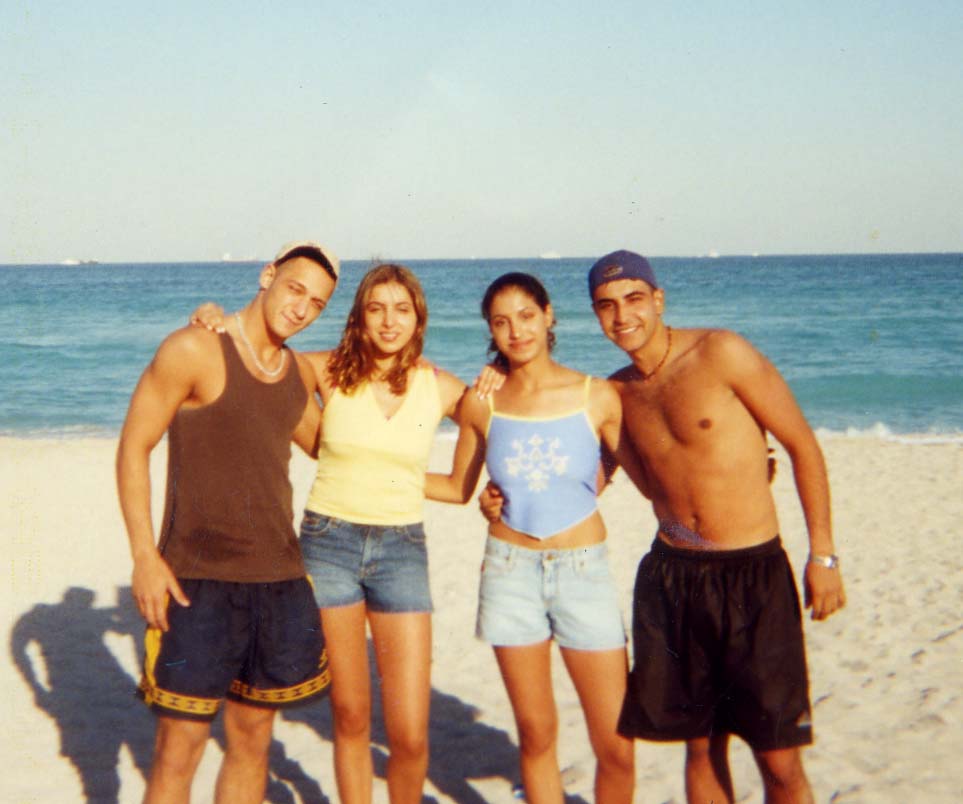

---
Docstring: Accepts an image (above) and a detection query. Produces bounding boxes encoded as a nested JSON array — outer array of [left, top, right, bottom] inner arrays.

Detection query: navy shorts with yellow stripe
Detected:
[[138, 577, 330, 721]]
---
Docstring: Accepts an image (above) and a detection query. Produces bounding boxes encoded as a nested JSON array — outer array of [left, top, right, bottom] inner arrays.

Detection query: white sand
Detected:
[[2, 435, 961, 803]]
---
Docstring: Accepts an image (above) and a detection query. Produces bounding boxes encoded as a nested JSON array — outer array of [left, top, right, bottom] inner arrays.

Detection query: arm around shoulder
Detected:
[[593, 377, 652, 498], [291, 352, 323, 458], [303, 349, 337, 403]]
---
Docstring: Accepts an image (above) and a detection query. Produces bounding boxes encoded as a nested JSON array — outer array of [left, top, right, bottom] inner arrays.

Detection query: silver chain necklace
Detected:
[[234, 312, 286, 377]]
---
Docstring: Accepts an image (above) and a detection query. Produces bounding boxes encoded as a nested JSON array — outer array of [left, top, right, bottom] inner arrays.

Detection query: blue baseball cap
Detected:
[[588, 250, 658, 298]]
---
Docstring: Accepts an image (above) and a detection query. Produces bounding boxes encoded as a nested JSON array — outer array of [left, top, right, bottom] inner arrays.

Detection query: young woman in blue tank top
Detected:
[[426, 273, 649, 804]]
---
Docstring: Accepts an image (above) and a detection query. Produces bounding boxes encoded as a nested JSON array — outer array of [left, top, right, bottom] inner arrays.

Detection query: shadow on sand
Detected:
[[11, 586, 589, 803]]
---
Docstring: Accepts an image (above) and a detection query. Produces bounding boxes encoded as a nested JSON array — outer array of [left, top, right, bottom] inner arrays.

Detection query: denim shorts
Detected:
[[299, 510, 432, 613], [476, 536, 626, 651]]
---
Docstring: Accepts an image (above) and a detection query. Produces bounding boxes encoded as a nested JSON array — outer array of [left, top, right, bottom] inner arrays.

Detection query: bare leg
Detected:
[[214, 700, 277, 803], [143, 716, 211, 804], [685, 735, 734, 804], [369, 611, 432, 804], [560, 646, 634, 804], [754, 747, 813, 804], [494, 641, 564, 804], [321, 602, 374, 804]]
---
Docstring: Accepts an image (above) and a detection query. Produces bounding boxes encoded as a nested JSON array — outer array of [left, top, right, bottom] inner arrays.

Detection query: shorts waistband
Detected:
[[650, 534, 782, 562], [485, 535, 608, 563], [302, 509, 423, 530]]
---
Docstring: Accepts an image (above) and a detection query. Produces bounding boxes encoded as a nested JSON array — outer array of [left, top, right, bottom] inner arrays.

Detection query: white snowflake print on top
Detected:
[[504, 434, 570, 492]]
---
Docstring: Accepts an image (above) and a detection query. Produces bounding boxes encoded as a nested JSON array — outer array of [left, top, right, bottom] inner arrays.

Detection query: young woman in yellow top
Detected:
[[299, 264, 467, 804]]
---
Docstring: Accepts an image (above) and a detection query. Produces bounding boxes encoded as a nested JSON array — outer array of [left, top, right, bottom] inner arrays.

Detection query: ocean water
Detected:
[[1, 253, 961, 440]]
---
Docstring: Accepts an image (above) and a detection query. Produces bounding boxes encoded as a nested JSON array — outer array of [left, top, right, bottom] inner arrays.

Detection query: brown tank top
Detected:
[[157, 333, 308, 582]]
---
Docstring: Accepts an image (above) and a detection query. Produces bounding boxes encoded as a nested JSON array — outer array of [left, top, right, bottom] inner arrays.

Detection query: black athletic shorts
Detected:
[[618, 536, 813, 752], [138, 577, 330, 721]]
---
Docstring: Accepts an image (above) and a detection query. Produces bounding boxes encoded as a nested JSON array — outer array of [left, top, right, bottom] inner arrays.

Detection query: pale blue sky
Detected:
[[2, 1, 961, 262]]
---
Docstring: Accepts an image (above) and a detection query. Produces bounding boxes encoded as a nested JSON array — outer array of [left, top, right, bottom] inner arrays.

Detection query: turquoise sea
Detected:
[[1, 253, 961, 440]]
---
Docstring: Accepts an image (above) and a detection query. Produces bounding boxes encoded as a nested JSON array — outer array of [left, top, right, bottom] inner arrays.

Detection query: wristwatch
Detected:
[[808, 553, 840, 569]]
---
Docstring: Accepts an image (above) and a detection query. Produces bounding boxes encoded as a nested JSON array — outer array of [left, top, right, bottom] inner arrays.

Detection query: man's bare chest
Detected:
[[621, 374, 738, 451]]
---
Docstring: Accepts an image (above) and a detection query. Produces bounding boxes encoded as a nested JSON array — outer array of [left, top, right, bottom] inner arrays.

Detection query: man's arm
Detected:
[[116, 330, 203, 630], [291, 353, 323, 458], [716, 331, 845, 620], [594, 378, 652, 499]]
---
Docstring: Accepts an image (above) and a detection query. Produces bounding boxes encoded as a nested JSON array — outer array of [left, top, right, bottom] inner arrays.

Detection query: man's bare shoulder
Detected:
[[696, 329, 767, 373], [156, 325, 222, 366]]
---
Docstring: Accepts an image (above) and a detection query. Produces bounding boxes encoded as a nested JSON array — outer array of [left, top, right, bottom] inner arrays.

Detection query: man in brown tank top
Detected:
[[117, 241, 338, 804]]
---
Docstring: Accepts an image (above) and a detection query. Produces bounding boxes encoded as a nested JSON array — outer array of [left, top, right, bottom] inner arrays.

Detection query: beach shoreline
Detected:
[[2, 434, 961, 802]]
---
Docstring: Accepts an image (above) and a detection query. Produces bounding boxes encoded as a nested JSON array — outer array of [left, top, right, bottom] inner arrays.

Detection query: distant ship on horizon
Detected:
[[538, 251, 561, 259], [60, 259, 99, 265]]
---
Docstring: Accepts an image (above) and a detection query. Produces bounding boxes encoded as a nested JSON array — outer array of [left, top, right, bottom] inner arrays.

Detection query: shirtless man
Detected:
[[589, 249, 845, 803], [116, 241, 338, 803]]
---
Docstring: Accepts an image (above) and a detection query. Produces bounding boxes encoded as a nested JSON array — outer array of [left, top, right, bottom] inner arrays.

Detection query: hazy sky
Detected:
[[2, 1, 961, 262]]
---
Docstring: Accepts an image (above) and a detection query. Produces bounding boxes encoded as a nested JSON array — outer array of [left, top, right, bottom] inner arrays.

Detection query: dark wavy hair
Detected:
[[480, 272, 556, 370], [327, 263, 428, 394]]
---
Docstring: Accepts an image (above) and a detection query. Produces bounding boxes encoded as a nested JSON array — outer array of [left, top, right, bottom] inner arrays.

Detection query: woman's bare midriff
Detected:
[[489, 510, 607, 551]]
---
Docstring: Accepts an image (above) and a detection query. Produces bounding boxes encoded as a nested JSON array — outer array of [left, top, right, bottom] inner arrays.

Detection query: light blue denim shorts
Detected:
[[476, 536, 625, 650], [299, 510, 432, 613]]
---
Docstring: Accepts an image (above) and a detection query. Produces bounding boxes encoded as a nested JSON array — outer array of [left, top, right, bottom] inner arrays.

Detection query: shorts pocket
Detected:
[[300, 511, 336, 538], [481, 547, 515, 576], [575, 552, 614, 582], [399, 523, 427, 546]]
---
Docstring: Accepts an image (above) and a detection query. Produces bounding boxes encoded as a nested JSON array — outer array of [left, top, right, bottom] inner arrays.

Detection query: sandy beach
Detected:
[[2, 434, 961, 803]]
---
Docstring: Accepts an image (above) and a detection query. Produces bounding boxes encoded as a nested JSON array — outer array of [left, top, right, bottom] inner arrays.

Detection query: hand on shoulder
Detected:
[[188, 301, 227, 332]]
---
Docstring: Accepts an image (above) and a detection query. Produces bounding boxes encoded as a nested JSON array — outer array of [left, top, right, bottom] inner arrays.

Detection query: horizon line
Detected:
[[2, 249, 962, 267]]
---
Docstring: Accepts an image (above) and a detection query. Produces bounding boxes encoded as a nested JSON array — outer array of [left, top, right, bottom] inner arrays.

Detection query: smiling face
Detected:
[[363, 280, 419, 358], [487, 286, 554, 367], [591, 277, 665, 355], [260, 255, 336, 340]]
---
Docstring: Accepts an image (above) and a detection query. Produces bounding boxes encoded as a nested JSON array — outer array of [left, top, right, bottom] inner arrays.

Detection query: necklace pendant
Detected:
[[638, 327, 672, 382]]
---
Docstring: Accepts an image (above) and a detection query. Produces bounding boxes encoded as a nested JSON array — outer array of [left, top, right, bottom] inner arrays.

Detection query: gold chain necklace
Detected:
[[636, 326, 672, 381], [234, 313, 286, 377]]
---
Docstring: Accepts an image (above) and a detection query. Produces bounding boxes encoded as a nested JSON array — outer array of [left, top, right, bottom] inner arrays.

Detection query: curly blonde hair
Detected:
[[327, 263, 428, 395]]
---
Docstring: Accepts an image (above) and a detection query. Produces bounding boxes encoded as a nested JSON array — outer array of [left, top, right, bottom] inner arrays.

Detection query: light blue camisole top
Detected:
[[485, 376, 600, 539]]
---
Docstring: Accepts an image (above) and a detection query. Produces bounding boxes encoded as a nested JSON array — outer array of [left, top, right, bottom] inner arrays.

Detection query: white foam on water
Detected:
[[815, 423, 963, 445]]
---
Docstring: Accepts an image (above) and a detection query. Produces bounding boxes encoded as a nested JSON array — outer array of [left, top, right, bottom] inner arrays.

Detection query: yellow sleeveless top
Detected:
[[306, 366, 443, 525]]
